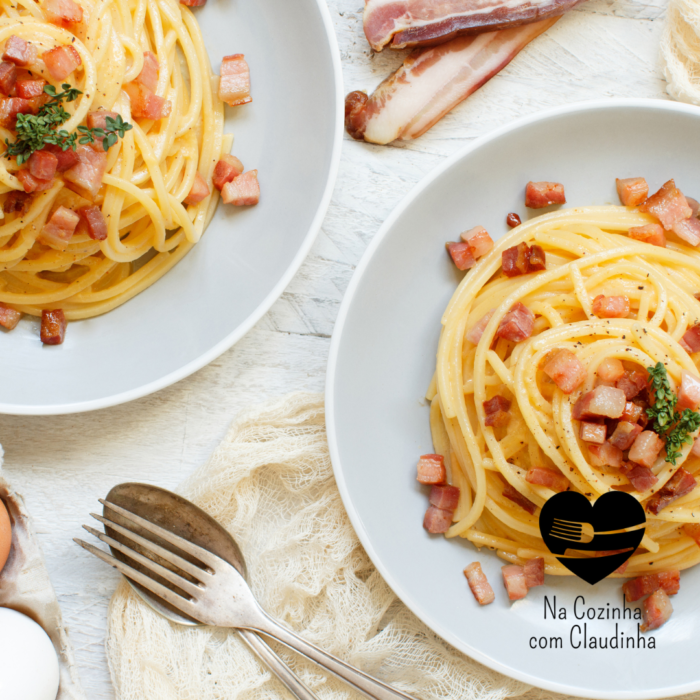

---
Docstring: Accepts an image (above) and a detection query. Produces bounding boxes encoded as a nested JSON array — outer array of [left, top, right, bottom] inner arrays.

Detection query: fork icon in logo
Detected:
[[549, 518, 646, 545]]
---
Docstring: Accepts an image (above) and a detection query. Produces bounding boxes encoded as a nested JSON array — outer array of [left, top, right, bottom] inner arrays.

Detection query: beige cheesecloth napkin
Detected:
[[662, 0, 700, 104], [108, 392, 558, 700]]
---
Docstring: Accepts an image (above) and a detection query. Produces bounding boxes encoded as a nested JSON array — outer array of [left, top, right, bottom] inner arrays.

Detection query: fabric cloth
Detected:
[[662, 0, 700, 104], [106, 392, 541, 700], [0, 455, 85, 700]]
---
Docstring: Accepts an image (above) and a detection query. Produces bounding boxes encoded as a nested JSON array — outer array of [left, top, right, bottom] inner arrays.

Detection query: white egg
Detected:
[[0, 608, 60, 700]]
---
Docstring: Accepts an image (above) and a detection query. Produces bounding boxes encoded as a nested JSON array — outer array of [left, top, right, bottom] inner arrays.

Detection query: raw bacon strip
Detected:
[[680, 326, 700, 354], [502, 483, 536, 514], [417, 454, 446, 485], [677, 370, 700, 411], [345, 19, 557, 145], [429, 484, 460, 510], [501, 564, 528, 601], [597, 358, 625, 383], [623, 571, 680, 602], [592, 294, 630, 319], [40, 309, 66, 344], [183, 172, 210, 205], [3, 36, 37, 67], [628, 431, 664, 470], [219, 54, 251, 107], [639, 179, 692, 230], [221, 170, 260, 206], [460, 226, 493, 258], [525, 466, 568, 492], [620, 462, 658, 491], [464, 562, 495, 605], [579, 421, 606, 444], [542, 348, 586, 394], [525, 181, 565, 209], [78, 205, 107, 240], [362, 0, 580, 51], [0, 303, 21, 330], [423, 505, 453, 533], [587, 442, 623, 468], [446, 241, 475, 270], [213, 154, 244, 191], [524, 557, 544, 588], [628, 223, 666, 247], [466, 309, 494, 345], [608, 421, 642, 451], [39, 205, 79, 250], [573, 386, 626, 420], [616, 177, 648, 207], [43, 45, 81, 81], [641, 589, 673, 632], [483, 395, 511, 427], [496, 302, 534, 342], [647, 468, 696, 515]]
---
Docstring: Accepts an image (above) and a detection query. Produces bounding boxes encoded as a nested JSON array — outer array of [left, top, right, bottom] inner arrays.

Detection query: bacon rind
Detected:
[[362, 0, 580, 51], [346, 18, 556, 145]]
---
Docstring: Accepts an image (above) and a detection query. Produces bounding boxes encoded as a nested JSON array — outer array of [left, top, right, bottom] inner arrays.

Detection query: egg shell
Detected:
[[0, 497, 10, 573], [0, 607, 60, 700]]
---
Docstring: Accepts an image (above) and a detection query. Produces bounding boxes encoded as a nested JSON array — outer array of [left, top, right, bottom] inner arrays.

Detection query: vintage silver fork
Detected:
[[77, 499, 418, 700]]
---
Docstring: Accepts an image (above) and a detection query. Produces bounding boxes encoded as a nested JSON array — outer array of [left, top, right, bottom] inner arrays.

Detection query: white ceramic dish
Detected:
[[327, 99, 700, 699], [0, 0, 342, 415]]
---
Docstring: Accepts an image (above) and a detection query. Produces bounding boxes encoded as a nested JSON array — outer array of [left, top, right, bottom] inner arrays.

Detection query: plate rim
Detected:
[[2, 0, 344, 416], [326, 97, 700, 700]]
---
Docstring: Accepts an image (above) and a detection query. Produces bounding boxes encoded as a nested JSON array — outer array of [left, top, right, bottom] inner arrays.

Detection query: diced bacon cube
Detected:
[[502, 243, 530, 277], [573, 386, 627, 420], [16, 78, 46, 99], [496, 302, 534, 343], [628, 431, 664, 469], [525, 181, 566, 209], [28, 149, 57, 181], [417, 454, 445, 485], [3, 36, 37, 67], [621, 401, 646, 425], [43, 0, 83, 25], [16, 169, 52, 194], [460, 226, 493, 259], [616, 177, 648, 207], [542, 348, 587, 394], [446, 241, 475, 271], [124, 81, 171, 119], [623, 571, 680, 602], [524, 558, 545, 588], [502, 483, 536, 514], [616, 370, 648, 400], [86, 109, 119, 150], [506, 212, 521, 228], [42, 143, 79, 171], [39, 205, 79, 250], [620, 462, 658, 491], [677, 370, 700, 411], [525, 466, 568, 493], [672, 216, 700, 246], [429, 484, 460, 511], [0, 303, 21, 330], [641, 589, 673, 632], [608, 421, 643, 450], [78, 205, 107, 240], [680, 325, 700, 354], [579, 421, 606, 444], [40, 308, 66, 345], [528, 244, 546, 271], [423, 505, 452, 533], [592, 294, 630, 319], [43, 44, 81, 81], [463, 562, 495, 605], [212, 154, 244, 191], [588, 442, 623, 468], [683, 523, 700, 546], [184, 172, 210, 205], [221, 170, 260, 206], [483, 395, 511, 428], [219, 54, 251, 107], [628, 223, 666, 247], [466, 310, 494, 345], [647, 468, 697, 514], [0, 62, 17, 95], [597, 358, 625, 383], [3, 191, 29, 214], [0, 97, 33, 129], [502, 565, 528, 600], [640, 179, 692, 230], [136, 50, 159, 93], [64, 145, 106, 199]]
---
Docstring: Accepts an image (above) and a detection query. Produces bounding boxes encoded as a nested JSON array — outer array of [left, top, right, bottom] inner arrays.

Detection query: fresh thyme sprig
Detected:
[[4, 83, 132, 165], [646, 362, 700, 465]]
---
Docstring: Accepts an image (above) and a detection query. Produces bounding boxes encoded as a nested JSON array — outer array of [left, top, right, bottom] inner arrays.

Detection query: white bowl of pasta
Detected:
[[0, 0, 342, 413], [327, 98, 700, 698]]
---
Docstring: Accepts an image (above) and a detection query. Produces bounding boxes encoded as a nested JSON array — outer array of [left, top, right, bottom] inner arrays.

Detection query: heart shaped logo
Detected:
[[539, 491, 646, 584]]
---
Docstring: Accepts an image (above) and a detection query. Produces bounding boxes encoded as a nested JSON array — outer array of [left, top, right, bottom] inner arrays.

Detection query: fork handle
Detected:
[[253, 612, 417, 700], [239, 630, 320, 700]]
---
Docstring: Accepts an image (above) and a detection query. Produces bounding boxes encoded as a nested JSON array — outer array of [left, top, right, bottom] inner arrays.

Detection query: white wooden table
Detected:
[[0, 1, 670, 696]]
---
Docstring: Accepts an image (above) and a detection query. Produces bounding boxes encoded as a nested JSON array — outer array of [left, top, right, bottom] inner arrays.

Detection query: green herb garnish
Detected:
[[4, 84, 132, 165], [646, 362, 700, 465]]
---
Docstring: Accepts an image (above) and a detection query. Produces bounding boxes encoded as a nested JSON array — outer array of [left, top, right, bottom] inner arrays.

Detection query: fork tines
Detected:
[[551, 518, 583, 532]]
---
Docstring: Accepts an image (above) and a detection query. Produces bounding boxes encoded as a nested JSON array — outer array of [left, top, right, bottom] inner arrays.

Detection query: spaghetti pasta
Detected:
[[0, 0, 234, 321], [430, 205, 700, 577]]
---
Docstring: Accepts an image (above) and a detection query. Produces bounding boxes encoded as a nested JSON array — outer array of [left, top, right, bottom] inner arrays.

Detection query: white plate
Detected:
[[327, 99, 700, 700], [0, 0, 342, 415]]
